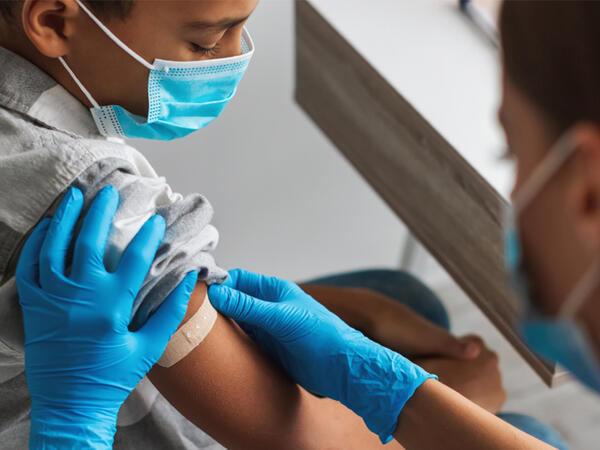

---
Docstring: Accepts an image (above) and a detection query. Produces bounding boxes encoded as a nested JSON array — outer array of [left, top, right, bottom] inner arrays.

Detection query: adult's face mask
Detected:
[[503, 129, 600, 393], [59, 0, 254, 141]]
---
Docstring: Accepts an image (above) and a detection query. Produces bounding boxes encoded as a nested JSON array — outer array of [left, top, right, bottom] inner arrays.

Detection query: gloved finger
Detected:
[[15, 218, 51, 287], [71, 186, 119, 280], [39, 187, 84, 287], [115, 215, 166, 303], [138, 271, 198, 357], [208, 284, 279, 330], [225, 268, 297, 302]]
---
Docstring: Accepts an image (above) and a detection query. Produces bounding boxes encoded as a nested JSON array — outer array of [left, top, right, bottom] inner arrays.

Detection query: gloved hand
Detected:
[[208, 269, 436, 444], [16, 186, 198, 450]]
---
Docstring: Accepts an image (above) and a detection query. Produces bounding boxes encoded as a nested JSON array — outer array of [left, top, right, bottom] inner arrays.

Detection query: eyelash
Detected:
[[190, 42, 220, 57]]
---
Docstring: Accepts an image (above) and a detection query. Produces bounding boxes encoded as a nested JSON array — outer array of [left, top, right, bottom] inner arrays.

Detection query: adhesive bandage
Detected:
[[157, 294, 217, 367]]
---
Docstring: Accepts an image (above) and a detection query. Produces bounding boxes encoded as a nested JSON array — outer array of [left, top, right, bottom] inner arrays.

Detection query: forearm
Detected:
[[299, 284, 460, 360], [393, 379, 554, 450], [149, 284, 399, 450]]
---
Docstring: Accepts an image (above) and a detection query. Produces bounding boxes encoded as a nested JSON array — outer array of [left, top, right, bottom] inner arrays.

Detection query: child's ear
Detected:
[[21, 0, 80, 58]]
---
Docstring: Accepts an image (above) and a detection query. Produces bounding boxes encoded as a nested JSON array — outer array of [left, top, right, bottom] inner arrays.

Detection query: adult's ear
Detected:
[[567, 123, 600, 251], [21, 0, 80, 58]]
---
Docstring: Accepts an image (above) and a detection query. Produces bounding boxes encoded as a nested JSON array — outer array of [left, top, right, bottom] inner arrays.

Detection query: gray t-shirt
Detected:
[[0, 47, 227, 449]]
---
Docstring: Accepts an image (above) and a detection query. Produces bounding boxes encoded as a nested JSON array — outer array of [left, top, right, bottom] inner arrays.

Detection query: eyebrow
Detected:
[[185, 16, 249, 32]]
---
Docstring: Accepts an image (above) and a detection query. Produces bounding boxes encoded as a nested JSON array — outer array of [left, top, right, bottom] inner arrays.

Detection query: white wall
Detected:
[[134, 0, 408, 282]]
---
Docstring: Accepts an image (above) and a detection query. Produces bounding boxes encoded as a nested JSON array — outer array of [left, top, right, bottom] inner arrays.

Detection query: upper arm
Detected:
[[67, 158, 396, 449], [148, 284, 403, 450], [149, 283, 305, 447]]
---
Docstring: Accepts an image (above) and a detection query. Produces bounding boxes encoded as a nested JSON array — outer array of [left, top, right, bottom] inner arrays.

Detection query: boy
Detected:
[[0, 1, 505, 448]]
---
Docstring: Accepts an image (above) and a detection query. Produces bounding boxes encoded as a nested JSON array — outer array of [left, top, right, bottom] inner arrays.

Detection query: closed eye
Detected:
[[189, 42, 220, 57]]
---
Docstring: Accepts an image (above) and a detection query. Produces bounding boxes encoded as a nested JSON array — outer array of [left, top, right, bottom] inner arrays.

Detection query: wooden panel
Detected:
[[295, 0, 566, 386]]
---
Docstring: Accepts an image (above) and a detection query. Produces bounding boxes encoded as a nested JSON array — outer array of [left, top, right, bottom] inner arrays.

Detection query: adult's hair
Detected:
[[499, 1, 600, 138], [0, 0, 133, 24]]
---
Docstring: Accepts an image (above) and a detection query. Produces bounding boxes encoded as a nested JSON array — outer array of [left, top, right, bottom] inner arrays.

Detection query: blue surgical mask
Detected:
[[59, 0, 254, 141], [503, 130, 600, 393]]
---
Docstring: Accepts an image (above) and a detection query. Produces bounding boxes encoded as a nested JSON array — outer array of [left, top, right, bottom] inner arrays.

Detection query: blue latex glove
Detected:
[[15, 186, 198, 450], [208, 269, 436, 444]]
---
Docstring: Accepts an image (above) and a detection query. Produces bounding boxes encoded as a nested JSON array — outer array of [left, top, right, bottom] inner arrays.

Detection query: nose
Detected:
[[221, 28, 244, 58]]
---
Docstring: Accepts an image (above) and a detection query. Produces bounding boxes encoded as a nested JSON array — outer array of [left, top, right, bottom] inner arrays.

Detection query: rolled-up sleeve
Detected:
[[72, 157, 228, 330]]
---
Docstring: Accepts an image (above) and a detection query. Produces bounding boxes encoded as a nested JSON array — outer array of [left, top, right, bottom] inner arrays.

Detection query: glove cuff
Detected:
[[29, 405, 118, 449], [340, 338, 436, 444]]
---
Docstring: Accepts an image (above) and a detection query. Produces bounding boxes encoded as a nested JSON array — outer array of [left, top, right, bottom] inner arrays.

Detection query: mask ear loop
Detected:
[[561, 258, 600, 319], [74, 0, 156, 72], [58, 56, 100, 108], [513, 130, 577, 217]]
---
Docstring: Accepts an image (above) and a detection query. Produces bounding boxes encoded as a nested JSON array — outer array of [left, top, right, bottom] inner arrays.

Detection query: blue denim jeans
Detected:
[[304, 269, 568, 450]]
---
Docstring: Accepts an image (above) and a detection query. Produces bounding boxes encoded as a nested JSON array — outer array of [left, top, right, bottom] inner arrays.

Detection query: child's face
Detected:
[[56, 0, 258, 115]]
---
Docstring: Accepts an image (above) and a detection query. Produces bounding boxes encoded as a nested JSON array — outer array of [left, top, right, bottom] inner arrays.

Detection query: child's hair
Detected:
[[499, 1, 600, 139], [0, 0, 134, 24]]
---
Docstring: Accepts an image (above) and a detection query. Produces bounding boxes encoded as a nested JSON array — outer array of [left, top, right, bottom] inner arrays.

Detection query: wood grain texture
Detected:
[[295, 0, 565, 386]]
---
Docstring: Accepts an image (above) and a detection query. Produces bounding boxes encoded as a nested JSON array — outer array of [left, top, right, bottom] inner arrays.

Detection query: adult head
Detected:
[[498, 0, 600, 387]]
